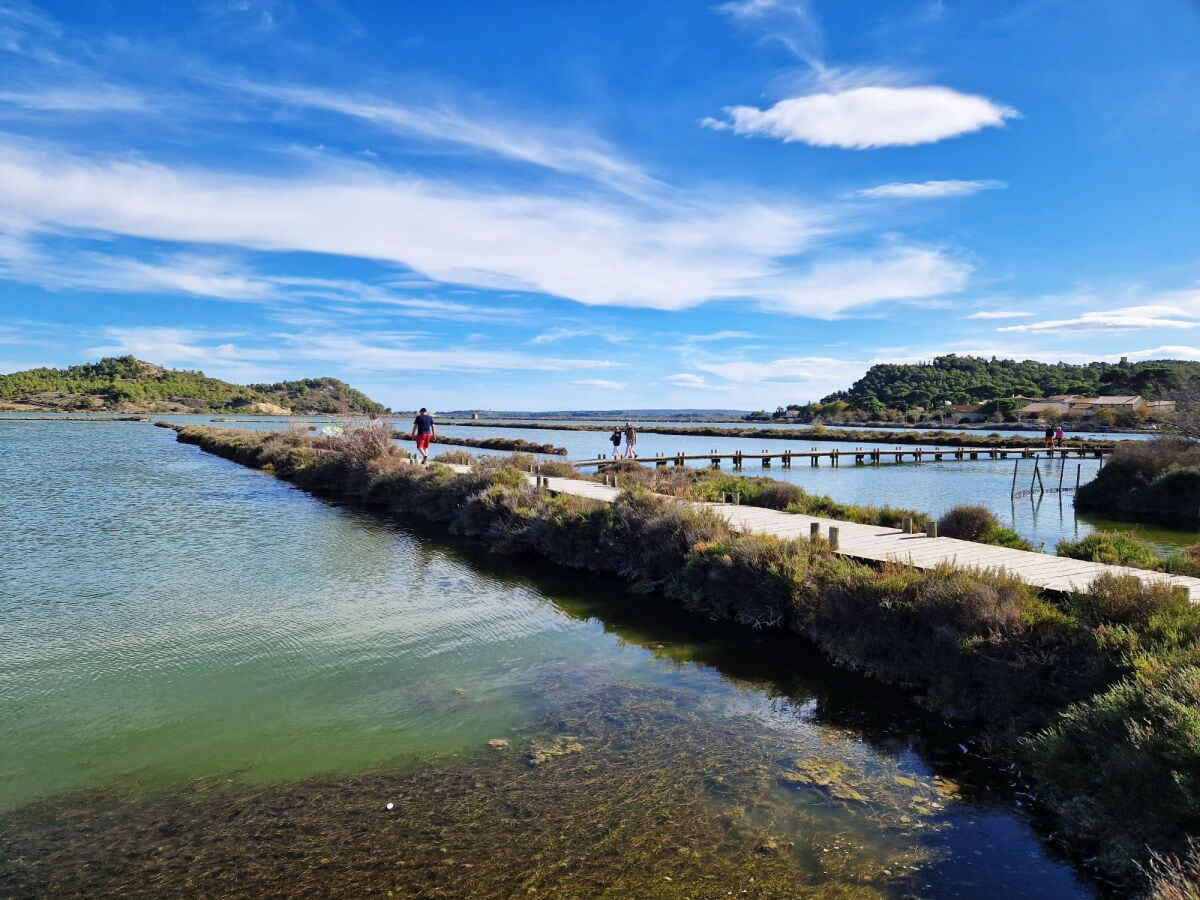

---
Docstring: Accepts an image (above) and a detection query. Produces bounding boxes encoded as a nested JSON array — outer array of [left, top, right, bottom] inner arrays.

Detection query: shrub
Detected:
[[1023, 663, 1200, 886], [1065, 573, 1189, 631], [1165, 544, 1200, 578], [1057, 531, 1163, 569], [433, 449, 474, 465], [937, 505, 997, 541]]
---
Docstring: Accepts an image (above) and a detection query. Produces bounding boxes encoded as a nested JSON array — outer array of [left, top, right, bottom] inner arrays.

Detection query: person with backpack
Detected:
[[609, 428, 622, 458]]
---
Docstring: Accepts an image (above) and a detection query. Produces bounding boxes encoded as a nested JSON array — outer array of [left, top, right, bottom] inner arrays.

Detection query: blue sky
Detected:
[[1, 0, 1198, 411]]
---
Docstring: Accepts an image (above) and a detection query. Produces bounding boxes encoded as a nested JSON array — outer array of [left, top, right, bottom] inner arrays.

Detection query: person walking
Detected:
[[412, 407, 436, 464], [623, 422, 637, 459], [1054, 425, 1065, 448], [1043, 424, 1054, 449], [609, 428, 622, 458]]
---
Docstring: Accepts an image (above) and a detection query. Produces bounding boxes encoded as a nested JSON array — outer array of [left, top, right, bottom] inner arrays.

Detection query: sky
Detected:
[[1, 0, 1198, 412]]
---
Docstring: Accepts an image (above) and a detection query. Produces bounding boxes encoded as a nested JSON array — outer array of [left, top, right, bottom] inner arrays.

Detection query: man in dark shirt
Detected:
[[412, 407, 436, 464]]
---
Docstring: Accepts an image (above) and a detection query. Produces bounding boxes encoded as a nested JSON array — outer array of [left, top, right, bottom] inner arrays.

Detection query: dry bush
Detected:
[[1141, 839, 1200, 900]]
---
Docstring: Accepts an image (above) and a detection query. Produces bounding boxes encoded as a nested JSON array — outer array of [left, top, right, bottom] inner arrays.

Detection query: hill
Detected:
[[817, 354, 1200, 415], [0, 356, 388, 415]]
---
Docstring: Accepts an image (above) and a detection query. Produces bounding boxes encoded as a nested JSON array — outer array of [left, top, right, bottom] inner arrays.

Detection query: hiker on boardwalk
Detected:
[[412, 407, 436, 464], [609, 428, 622, 458], [624, 422, 637, 459], [1055, 425, 1065, 447], [1044, 424, 1054, 448]]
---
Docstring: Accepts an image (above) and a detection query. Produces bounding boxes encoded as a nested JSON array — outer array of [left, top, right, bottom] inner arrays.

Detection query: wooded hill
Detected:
[[0, 356, 388, 415], [817, 354, 1200, 415]]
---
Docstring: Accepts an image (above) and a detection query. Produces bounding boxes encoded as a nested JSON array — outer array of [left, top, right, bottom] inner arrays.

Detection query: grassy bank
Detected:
[[173, 425, 1200, 894]]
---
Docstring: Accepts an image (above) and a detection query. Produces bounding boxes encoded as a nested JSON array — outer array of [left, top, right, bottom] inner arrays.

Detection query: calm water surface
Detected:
[[1, 419, 1094, 896]]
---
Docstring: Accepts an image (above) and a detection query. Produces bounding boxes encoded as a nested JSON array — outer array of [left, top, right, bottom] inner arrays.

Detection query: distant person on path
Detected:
[[609, 428, 622, 457], [1055, 425, 1065, 447], [624, 422, 637, 459], [412, 407, 436, 464], [1044, 424, 1054, 448]]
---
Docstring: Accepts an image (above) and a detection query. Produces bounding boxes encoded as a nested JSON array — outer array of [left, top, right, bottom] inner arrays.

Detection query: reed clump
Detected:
[[170, 425, 1200, 891]]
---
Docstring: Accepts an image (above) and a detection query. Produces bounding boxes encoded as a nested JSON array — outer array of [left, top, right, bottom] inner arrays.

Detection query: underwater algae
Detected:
[[0, 682, 953, 899]]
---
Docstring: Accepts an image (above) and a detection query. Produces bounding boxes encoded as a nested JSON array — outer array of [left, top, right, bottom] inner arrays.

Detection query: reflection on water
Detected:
[[0, 419, 1091, 896]]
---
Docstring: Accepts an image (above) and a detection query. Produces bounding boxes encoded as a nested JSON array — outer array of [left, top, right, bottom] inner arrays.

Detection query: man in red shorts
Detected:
[[412, 407, 436, 464]]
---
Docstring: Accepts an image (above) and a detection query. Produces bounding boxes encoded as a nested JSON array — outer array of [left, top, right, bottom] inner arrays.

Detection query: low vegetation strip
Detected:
[[171, 424, 1200, 894], [445, 418, 1114, 450], [391, 431, 567, 455]]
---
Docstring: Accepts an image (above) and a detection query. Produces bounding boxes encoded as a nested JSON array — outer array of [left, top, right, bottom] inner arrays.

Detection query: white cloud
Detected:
[[703, 86, 1017, 149], [0, 142, 840, 313], [999, 305, 1199, 334], [89, 327, 620, 379], [855, 179, 1005, 199], [528, 327, 628, 345], [683, 330, 755, 343], [966, 310, 1034, 320], [716, 0, 824, 67], [0, 85, 151, 112], [571, 379, 628, 390], [0, 246, 279, 300], [663, 373, 711, 388], [753, 245, 971, 317], [1122, 345, 1200, 361], [236, 82, 656, 195]]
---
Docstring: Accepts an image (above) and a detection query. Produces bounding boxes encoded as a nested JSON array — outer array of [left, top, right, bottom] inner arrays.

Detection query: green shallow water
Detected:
[[0, 420, 1093, 897]]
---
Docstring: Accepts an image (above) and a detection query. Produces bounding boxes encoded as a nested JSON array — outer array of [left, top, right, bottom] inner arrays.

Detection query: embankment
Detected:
[[443, 419, 1114, 451], [172, 424, 1200, 894]]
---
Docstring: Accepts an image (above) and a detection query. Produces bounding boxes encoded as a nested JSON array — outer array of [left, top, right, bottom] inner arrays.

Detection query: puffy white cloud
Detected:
[[703, 86, 1017, 149], [856, 179, 1005, 199]]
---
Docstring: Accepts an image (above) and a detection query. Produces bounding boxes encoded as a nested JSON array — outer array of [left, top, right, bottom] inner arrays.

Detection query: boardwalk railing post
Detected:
[[901, 516, 912, 534], [925, 521, 938, 538], [828, 526, 839, 550], [810, 522, 820, 539], [733, 492, 741, 505]]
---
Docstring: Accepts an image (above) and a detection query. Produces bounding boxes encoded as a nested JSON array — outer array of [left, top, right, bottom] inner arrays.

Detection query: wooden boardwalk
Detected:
[[505, 468, 1200, 602], [570, 444, 1109, 470]]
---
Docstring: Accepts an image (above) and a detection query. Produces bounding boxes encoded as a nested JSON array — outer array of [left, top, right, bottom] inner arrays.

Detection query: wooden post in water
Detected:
[[1011, 459, 1019, 496], [1076, 464, 1081, 491]]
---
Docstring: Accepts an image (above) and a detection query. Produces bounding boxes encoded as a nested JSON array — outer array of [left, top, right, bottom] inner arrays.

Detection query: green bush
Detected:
[[1057, 531, 1163, 569]]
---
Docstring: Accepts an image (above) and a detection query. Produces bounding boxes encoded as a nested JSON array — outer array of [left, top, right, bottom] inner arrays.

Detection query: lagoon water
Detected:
[[1, 418, 1095, 896]]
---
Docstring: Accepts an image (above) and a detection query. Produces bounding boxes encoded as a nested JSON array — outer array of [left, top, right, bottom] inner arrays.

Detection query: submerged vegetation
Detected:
[[161, 425, 1200, 892], [0, 682, 962, 898]]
